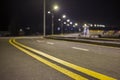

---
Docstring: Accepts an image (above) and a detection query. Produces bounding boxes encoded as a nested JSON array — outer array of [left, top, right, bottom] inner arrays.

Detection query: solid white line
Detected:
[[47, 42, 54, 45], [72, 47, 89, 51]]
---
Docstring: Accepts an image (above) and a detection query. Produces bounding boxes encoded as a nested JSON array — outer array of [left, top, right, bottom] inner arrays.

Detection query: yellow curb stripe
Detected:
[[13, 38, 117, 80], [9, 39, 88, 80]]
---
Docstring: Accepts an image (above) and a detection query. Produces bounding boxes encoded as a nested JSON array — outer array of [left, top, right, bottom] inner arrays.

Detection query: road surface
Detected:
[[0, 37, 120, 80]]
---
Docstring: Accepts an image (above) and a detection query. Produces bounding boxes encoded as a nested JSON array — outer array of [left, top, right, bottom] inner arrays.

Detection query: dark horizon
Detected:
[[0, 0, 120, 34]]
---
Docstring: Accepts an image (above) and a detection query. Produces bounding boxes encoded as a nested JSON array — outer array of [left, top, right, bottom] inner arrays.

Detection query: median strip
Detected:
[[46, 37, 120, 48], [10, 38, 117, 80]]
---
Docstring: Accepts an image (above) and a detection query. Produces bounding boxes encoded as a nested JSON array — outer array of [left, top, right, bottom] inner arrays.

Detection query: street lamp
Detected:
[[75, 23, 78, 26], [62, 15, 66, 19], [48, 11, 51, 14], [67, 19, 70, 22], [59, 15, 67, 35], [72, 23, 78, 33], [64, 22, 67, 24], [70, 22, 73, 25], [53, 5, 59, 10], [48, 5, 59, 35], [58, 18, 61, 21]]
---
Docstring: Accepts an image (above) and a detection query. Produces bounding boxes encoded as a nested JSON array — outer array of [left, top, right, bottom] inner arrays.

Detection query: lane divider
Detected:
[[72, 47, 89, 51], [37, 40, 44, 43], [9, 39, 88, 80], [10, 38, 117, 80], [47, 42, 54, 45]]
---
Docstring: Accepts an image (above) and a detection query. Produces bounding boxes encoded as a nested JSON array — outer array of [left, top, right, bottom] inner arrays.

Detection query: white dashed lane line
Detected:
[[72, 47, 89, 51], [36, 40, 44, 43], [47, 42, 54, 45]]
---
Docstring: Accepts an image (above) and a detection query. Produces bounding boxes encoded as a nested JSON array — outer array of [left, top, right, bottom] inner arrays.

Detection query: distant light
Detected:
[[101, 25, 105, 27], [97, 24, 100, 27], [48, 11, 51, 14], [64, 22, 67, 24], [90, 24, 93, 27], [19, 29, 23, 32], [83, 24, 89, 28], [73, 25, 76, 27], [67, 19, 70, 22], [58, 18, 61, 21], [75, 23, 78, 26], [67, 24, 70, 26], [84, 24, 87, 27], [94, 24, 97, 27], [70, 22, 73, 25], [103, 25, 105, 27], [62, 15, 66, 19], [53, 5, 59, 11], [94, 24, 106, 27], [57, 27, 61, 31], [79, 28, 81, 31], [26, 27, 30, 30]]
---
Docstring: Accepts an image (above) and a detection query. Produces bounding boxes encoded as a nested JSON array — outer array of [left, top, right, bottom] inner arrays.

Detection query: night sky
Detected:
[[0, 0, 120, 33]]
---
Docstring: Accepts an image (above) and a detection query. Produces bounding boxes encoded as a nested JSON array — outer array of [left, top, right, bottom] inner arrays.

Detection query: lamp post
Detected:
[[51, 12, 54, 35], [48, 5, 59, 35], [43, 0, 46, 37], [52, 5, 59, 35], [73, 23, 78, 33], [58, 15, 66, 35]]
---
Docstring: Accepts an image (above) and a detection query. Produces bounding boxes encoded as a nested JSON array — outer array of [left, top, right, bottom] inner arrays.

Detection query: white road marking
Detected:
[[47, 42, 54, 45], [37, 40, 44, 43], [72, 47, 89, 51]]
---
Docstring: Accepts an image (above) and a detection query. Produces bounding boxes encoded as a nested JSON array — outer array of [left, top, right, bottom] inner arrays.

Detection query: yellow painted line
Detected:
[[9, 39, 88, 80], [13, 38, 117, 80]]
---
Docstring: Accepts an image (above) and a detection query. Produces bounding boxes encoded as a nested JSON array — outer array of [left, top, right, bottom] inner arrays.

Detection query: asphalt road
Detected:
[[0, 37, 120, 80]]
